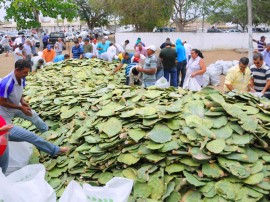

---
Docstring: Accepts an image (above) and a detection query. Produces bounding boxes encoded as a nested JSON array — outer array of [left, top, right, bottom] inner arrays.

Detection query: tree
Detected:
[[110, 0, 174, 32], [74, 0, 111, 30], [171, 0, 202, 32], [205, 0, 270, 30], [0, 0, 77, 31]]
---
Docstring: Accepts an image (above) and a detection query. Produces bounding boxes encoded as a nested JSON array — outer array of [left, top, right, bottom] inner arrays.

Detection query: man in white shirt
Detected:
[[92, 38, 98, 57], [262, 43, 270, 67], [31, 53, 46, 72], [100, 43, 117, 62], [1, 36, 11, 57], [14, 43, 25, 62], [183, 41, 192, 61], [14, 36, 22, 47], [23, 39, 32, 62], [30, 35, 37, 55]]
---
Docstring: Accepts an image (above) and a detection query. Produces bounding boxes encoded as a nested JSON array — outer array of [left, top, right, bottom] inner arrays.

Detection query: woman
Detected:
[[185, 49, 206, 87]]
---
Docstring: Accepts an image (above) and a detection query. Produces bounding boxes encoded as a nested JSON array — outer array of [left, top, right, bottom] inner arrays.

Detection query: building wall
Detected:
[[115, 32, 267, 51]]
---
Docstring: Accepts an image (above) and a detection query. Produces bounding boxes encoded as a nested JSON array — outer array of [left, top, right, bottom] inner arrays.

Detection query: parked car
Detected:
[[48, 32, 66, 50], [207, 28, 223, 33], [103, 30, 111, 36], [154, 27, 176, 32], [196, 28, 207, 33], [252, 28, 269, 33], [0, 31, 6, 37], [6, 31, 18, 41], [93, 28, 103, 37], [65, 32, 75, 41], [225, 29, 242, 33]]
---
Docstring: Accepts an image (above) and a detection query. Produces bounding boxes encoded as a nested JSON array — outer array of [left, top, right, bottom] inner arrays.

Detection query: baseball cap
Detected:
[[47, 44, 52, 50], [146, 45, 156, 52], [104, 36, 108, 39]]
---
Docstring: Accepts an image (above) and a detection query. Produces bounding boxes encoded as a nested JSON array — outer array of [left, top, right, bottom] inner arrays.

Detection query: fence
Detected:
[[115, 32, 267, 51]]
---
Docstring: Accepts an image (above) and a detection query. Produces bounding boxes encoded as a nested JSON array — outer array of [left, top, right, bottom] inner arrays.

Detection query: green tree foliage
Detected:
[[110, 0, 174, 32], [205, 0, 270, 30], [74, 0, 111, 30], [0, 0, 77, 30], [171, 0, 202, 31]]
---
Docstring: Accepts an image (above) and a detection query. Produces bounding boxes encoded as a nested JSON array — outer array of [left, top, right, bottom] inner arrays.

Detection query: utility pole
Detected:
[[247, 0, 253, 64]]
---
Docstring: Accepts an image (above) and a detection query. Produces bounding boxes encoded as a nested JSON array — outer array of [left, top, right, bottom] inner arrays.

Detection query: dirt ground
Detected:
[[0, 49, 247, 92]]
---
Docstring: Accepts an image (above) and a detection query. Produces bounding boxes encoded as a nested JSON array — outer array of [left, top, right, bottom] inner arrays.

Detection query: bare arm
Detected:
[[262, 80, 270, 94], [191, 59, 206, 77], [0, 97, 22, 110], [249, 78, 256, 92], [225, 84, 234, 92], [137, 66, 156, 75], [113, 63, 124, 74]]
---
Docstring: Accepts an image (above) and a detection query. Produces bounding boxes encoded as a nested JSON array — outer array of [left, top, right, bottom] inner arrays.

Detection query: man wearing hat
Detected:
[[253, 36, 266, 53], [136, 45, 157, 87], [42, 44, 56, 63]]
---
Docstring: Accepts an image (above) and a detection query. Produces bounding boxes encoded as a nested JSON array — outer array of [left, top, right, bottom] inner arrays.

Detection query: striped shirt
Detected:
[[125, 62, 138, 77], [0, 71, 26, 123], [250, 63, 270, 94], [257, 40, 266, 52]]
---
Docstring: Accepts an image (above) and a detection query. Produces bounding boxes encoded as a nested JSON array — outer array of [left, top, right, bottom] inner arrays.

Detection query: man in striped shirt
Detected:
[[250, 53, 270, 99], [253, 36, 266, 53]]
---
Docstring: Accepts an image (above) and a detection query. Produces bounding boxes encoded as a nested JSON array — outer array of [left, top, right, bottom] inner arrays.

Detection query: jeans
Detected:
[[164, 67, 178, 87], [143, 81, 156, 88], [177, 60, 187, 87], [0, 110, 60, 174], [125, 77, 129, 85], [156, 69, 164, 81]]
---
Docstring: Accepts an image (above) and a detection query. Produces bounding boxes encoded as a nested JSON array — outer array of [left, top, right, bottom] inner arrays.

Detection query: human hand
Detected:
[[21, 101, 30, 108], [0, 124, 14, 132], [191, 72, 197, 77], [21, 106, 32, 116]]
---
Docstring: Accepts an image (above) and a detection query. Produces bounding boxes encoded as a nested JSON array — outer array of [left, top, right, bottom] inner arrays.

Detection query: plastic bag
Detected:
[[0, 164, 56, 202], [59, 177, 133, 202], [59, 180, 87, 202], [222, 61, 233, 75], [214, 61, 223, 75], [183, 76, 202, 91], [155, 76, 170, 88], [6, 142, 33, 175], [207, 65, 220, 86], [203, 71, 210, 87]]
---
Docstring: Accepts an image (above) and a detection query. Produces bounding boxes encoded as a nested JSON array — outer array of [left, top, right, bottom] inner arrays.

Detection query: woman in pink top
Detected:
[[135, 42, 147, 56]]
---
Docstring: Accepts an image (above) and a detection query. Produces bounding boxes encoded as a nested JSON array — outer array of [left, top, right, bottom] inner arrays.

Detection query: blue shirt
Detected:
[[42, 35, 49, 43], [96, 43, 107, 55], [262, 49, 270, 67], [121, 53, 134, 65], [53, 55, 65, 62], [72, 46, 84, 59]]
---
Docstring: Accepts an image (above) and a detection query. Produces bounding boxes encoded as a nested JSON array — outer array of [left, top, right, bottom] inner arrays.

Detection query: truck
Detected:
[[48, 32, 66, 49]]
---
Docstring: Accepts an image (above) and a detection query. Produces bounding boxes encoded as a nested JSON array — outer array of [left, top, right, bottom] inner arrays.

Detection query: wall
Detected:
[[115, 32, 267, 51]]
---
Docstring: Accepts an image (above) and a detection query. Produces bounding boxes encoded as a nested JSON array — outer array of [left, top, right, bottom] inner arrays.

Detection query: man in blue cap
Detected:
[[42, 44, 56, 63]]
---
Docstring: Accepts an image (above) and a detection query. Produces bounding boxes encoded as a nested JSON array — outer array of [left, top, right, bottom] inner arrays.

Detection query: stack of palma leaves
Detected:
[[14, 59, 270, 201]]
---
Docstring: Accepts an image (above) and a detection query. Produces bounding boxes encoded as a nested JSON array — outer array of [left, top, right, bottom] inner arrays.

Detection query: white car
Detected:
[[103, 30, 111, 36]]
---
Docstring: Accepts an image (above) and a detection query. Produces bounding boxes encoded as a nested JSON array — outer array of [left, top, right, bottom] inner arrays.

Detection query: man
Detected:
[[54, 38, 66, 56], [253, 36, 266, 53], [100, 43, 117, 62], [54, 54, 70, 62], [83, 38, 93, 55], [30, 35, 37, 55], [137, 45, 157, 87], [104, 36, 111, 51], [96, 39, 107, 57], [224, 57, 251, 93], [175, 38, 187, 87], [250, 53, 270, 99], [23, 39, 32, 62], [129, 66, 142, 86], [134, 37, 145, 49], [183, 41, 192, 61], [135, 42, 147, 57], [0, 59, 68, 173], [159, 42, 177, 87], [156, 57, 164, 81], [42, 44, 56, 63], [92, 38, 98, 57], [72, 40, 84, 59], [42, 33, 49, 50], [14, 43, 25, 62], [160, 38, 171, 49], [14, 35, 22, 47], [261, 43, 270, 67], [122, 40, 129, 51], [1, 36, 11, 57], [113, 52, 134, 83], [77, 36, 84, 47], [31, 53, 46, 72]]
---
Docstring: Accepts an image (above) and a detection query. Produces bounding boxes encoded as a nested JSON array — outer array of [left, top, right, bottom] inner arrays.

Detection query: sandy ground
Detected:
[[0, 47, 247, 92]]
